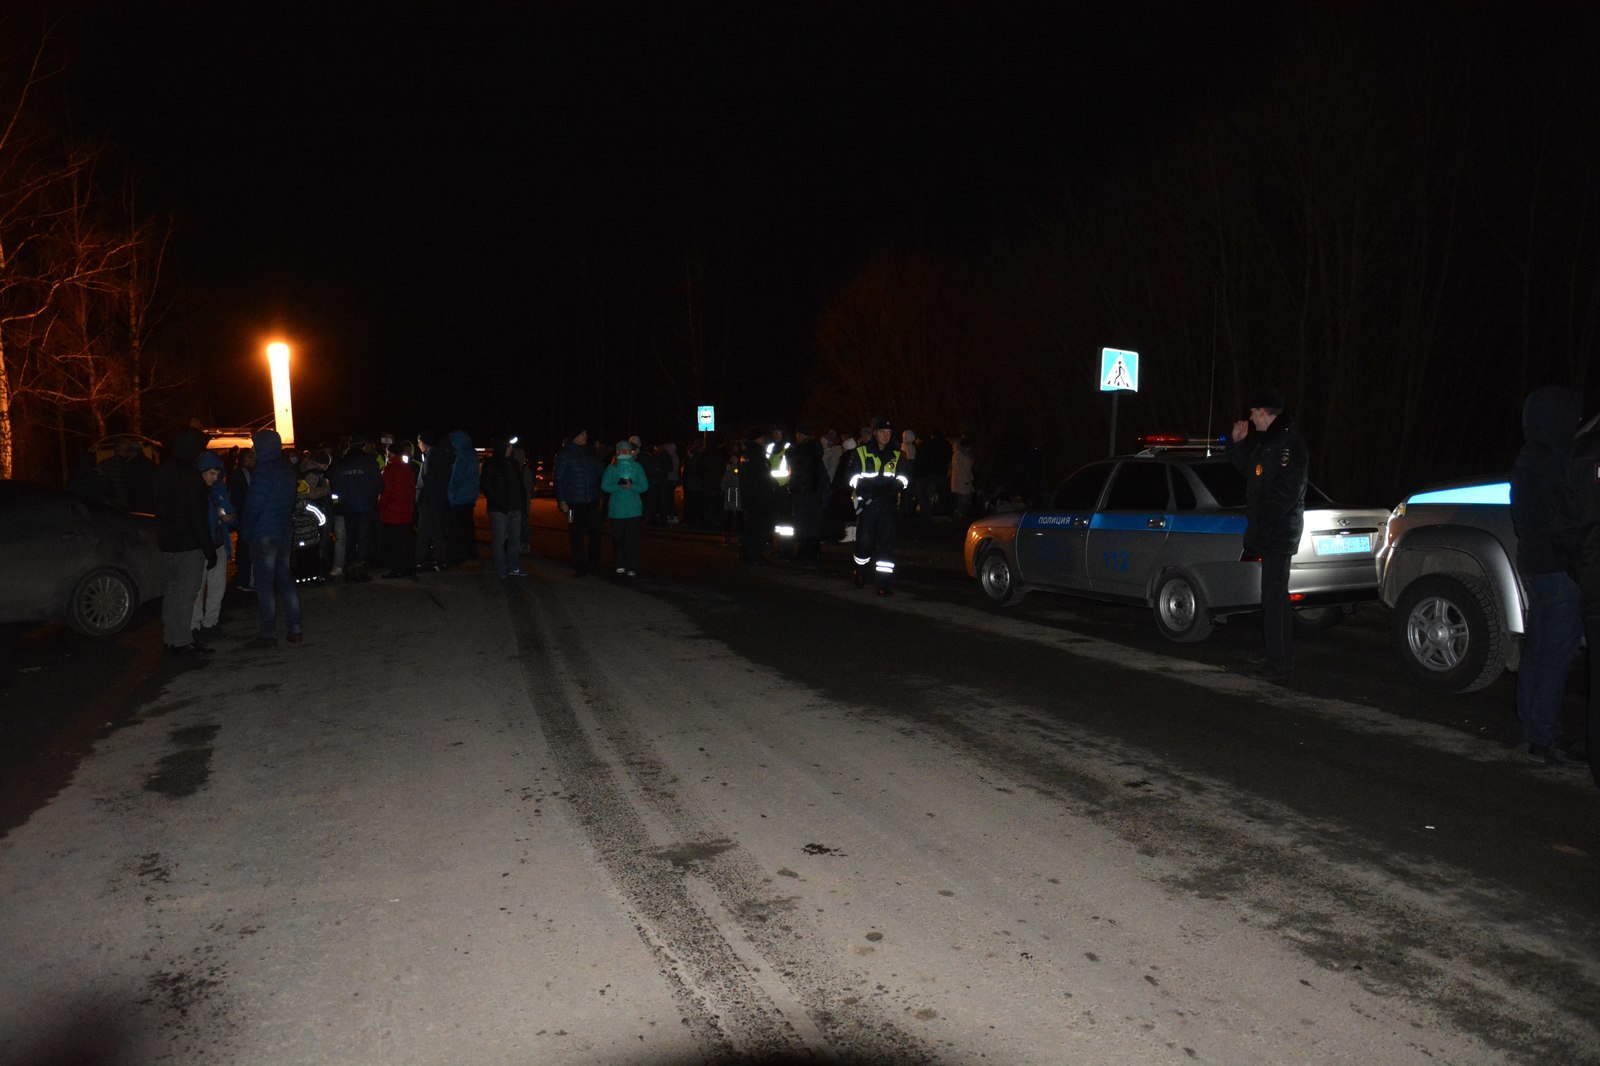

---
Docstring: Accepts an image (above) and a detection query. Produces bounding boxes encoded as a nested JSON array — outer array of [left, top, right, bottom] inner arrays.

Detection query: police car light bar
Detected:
[[1137, 434, 1230, 449]]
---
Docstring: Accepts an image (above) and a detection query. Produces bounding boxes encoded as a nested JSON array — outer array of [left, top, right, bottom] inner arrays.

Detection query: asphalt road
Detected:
[[1, 503, 1596, 1064]]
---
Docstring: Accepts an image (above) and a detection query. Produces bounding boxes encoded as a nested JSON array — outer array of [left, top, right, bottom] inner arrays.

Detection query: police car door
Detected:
[[1087, 460, 1173, 597], [1016, 462, 1112, 590]]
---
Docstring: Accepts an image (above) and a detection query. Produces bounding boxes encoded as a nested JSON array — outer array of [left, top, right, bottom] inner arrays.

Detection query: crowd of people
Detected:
[[138, 419, 982, 657]]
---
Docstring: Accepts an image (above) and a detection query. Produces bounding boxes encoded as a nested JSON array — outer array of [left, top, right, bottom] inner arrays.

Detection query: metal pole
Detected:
[[1109, 392, 1119, 457]]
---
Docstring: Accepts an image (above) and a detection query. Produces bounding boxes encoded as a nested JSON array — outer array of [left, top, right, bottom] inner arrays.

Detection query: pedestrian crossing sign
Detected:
[[1099, 348, 1139, 392], [697, 405, 715, 431]]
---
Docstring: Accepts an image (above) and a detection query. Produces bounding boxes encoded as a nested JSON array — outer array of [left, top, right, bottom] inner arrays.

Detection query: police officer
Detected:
[[1228, 388, 1308, 681], [738, 427, 775, 564], [843, 416, 910, 596]]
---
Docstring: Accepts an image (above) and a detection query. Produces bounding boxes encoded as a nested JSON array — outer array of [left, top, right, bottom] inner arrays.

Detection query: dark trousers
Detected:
[[234, 533, 253, 588], [791, 490, 823, 560], [741, 497, 773, 562], [1261, 551, 1293, 671], [853, 500, 898, 588], [449, 503, 477, 563], [567, 501, 604, 574], [612, 515, 643, 572], [382, 522, 416, 577], [416, 500, 448, 566], [343, 511, 376, 569]]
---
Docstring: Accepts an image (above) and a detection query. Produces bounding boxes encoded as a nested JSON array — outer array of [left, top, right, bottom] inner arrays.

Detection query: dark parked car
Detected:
[[0, 480, 164, 636]]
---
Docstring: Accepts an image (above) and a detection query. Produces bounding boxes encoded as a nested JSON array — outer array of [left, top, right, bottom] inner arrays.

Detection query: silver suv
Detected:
[[1377, 477, 1522, 692]]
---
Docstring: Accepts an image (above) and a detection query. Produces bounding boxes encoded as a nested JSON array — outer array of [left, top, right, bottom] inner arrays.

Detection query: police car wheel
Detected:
[[1392, 572, 1504, 693], [67, 567, 136, 637], [1152, 572, 1214, 643], [977, 549, 1025, 608]]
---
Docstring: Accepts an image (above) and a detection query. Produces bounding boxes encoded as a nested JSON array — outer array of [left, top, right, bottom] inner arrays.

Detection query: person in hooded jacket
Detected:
[[1228, 387, 1308, 682], [241, 429, 304, 648], [329, 437, 383, 581], [191, 450, 237, 641], [446, 429, 480, 565], [154, 427, 218, 657], [238, 425, 304, 643], [1511, 386, 1586, 763], [1557, 406, 1600, 784], [555, 429, 605, 576], [480, 434, 529, 578], [601, 439, 650, 576]]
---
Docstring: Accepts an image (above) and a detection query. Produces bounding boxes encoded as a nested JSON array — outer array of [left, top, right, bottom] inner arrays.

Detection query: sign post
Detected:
[[1098, 347, 1140, 456], [696, 405, 715, 446]]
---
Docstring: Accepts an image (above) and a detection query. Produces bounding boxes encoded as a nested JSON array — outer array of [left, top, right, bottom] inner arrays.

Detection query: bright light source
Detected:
[[266, 342, 295, 447]]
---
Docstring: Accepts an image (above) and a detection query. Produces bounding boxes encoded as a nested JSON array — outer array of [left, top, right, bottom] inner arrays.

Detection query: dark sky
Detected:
[[52, 1, 1279, 445]]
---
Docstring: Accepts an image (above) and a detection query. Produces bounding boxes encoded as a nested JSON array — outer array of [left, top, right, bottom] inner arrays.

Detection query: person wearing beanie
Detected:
[[240, 428, 304, 648], [843, 416, 910, 596], [153, 427, 217, 658], [555, 429, 605, 576], [190, 450, 237, 641], [1228, 387, 1308, 682], [601, 439, 650, 577]]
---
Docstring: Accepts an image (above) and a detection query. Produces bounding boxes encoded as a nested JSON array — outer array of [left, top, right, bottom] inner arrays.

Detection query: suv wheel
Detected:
[[1153, 571, 1214, 643], [1392, 572, 1505, 693], [977, 549, 1026, 608]]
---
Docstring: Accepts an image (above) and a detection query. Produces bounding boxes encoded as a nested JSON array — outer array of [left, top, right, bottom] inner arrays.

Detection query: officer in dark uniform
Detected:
[[1227, 388, 1308, 681], [739, 426, 775, 564], [843, 416, 909, 596]]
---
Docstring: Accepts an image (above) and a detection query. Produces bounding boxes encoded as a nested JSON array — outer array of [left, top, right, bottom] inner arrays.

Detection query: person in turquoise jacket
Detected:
[[601, 439, 650, 576]]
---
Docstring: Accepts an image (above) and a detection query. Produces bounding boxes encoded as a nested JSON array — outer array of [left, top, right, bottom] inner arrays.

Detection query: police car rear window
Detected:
[[1189, 458, 1333, 507], [1190, 462, 1246, 507]]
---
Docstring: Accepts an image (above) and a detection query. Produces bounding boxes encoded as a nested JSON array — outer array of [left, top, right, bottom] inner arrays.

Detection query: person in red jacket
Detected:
[[380, 440, 418, 579]]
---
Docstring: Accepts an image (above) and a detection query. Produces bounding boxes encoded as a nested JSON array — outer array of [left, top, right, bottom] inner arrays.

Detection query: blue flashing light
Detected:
[[1406, 481, 1510, 506]]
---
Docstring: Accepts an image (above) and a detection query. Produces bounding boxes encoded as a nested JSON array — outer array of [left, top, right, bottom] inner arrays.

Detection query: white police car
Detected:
[[964, 438, 1390, 641]]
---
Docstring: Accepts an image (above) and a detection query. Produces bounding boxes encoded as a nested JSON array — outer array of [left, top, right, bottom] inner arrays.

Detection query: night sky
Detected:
[[24, 0, 1599, 496], [52, 1, 1275, 446]]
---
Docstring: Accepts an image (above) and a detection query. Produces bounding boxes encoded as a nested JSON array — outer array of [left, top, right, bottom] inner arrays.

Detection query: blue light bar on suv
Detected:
[[1407, 481, 1510, 506]]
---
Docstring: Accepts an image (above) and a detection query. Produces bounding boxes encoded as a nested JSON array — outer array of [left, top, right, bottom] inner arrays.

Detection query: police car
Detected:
[[963, 437, 1390, 641]]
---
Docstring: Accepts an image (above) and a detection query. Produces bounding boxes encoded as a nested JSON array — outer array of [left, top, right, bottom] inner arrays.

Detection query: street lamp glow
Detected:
[[266, 342, 295, 447]]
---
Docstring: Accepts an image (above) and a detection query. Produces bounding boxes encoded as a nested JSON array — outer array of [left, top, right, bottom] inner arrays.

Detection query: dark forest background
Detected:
[[1, 2, 1596, 505]]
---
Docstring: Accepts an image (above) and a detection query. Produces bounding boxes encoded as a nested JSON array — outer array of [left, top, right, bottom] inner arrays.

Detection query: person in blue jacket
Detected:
[[446, 429, 480, 565], [555, 429, 605, 576], [240, 429, 303, 648]]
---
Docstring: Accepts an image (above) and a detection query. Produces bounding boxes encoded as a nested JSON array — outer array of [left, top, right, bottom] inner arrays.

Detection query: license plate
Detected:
[[1313, 533, 1371, 556]]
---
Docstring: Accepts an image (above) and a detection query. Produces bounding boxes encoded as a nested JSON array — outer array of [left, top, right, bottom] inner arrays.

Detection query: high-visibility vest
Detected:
[[766, 441, 791, 486], [849, 446, 907, 501]]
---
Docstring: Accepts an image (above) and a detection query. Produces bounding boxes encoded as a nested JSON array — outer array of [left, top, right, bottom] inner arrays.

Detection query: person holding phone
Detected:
[[601, 439, 651, 577], [1227, 387, 1308, 682]]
